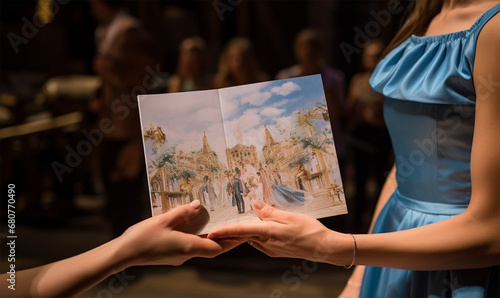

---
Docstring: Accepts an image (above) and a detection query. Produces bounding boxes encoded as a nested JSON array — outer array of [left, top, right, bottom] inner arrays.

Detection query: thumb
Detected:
[[160, 200, 202, 228], [253, 200, 291, 222]]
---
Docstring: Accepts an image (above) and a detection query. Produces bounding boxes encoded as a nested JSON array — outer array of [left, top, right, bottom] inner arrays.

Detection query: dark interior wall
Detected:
[[1, 0, 410, 82], [0, 0, 406, 270]]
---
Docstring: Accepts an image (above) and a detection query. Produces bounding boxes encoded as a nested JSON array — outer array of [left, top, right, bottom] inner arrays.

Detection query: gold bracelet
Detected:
[[344, 234, 357, 269]]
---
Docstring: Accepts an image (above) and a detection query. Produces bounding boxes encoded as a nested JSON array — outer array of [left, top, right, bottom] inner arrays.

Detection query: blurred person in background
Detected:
[[276, 29, 345, 117], [276, 29, 346, 168], [88, 0, 158, 237], [168, 36, 212, 92], [213, 37, 269, 88], [345, 39, 392, 231]]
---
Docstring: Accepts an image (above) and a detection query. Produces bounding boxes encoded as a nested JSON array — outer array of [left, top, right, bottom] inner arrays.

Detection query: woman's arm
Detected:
[[348, 10, 500, 270], [208, 14, 500, 270], [0, 201, 243, 298], [339, 164, 396, 297]]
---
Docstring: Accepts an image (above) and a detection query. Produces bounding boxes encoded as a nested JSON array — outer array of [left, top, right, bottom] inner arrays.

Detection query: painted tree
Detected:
[[291, 106, 335, 189]]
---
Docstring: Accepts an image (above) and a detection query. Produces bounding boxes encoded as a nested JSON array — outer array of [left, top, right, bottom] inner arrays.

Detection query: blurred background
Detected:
[[0, 0, 405, 297]]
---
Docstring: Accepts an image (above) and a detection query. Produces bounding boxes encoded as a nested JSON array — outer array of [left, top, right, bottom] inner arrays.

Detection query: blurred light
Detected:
[[0, 112, 83, 139], [37, 0, 54, 24], [0, 94, 17, 107]]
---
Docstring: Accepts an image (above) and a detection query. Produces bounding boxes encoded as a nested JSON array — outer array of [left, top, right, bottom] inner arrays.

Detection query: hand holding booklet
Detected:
[[138, 74, 347, 235]]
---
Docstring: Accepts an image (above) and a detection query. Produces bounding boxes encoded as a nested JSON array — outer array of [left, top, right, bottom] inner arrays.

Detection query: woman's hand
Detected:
[[0, 201, 244, 298], [208, 200, 353, 266], [117, 200, 245, 268]]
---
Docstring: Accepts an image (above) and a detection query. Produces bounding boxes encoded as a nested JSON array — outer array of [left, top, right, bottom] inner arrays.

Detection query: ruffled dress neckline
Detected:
[[369, 3, 500, 105]]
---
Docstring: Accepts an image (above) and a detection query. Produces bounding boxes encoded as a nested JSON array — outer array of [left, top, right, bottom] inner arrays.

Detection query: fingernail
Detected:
[[254, 200, 264, 210], [190, 200, 201, 209]]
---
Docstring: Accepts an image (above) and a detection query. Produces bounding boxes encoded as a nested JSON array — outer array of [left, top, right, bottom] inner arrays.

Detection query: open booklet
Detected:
[[138, 74, 347, 235]]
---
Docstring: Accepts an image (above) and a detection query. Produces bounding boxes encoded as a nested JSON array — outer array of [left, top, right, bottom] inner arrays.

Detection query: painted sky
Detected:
[[138, 74, 331, 169], [138, 89, 227, 168], [219, 74, 330, 155]]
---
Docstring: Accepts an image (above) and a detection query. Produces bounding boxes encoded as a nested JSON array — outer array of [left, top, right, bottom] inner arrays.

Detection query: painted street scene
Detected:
[[139, 75, 347, 234]]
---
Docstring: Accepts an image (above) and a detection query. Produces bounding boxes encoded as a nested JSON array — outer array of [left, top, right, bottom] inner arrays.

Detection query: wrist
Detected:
[[344, 234, 357, 269], [106, 236, 135, 272], [312, 231, 354, 266]]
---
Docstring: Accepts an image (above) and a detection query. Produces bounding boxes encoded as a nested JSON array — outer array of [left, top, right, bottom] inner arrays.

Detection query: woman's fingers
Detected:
[[187, 235, 246, 258], [253, 200, 305, 223], [208, 201, 306, 239], [247, 239, 271, 256], [210, 238, 247, 254], [208, 221, 271, 240]]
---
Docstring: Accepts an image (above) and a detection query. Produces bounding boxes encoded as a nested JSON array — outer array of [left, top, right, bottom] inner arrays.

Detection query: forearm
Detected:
[[322, 208, 499, 270], [345, 164, 396, 285], [1, 238, 127, 298], [322, 164, 499, 271], [356, 209, 499, 270], [0, 201, 239, 297]]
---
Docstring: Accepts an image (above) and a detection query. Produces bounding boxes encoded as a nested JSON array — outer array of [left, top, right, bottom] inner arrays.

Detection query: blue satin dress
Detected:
[[359, 4, 500, 297]]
